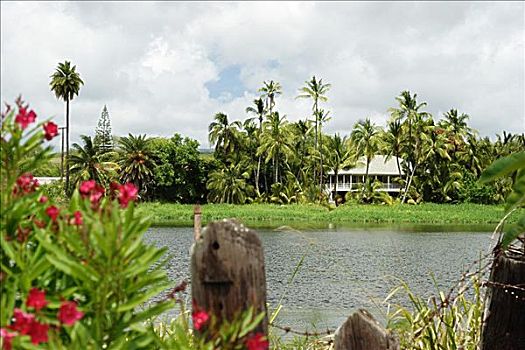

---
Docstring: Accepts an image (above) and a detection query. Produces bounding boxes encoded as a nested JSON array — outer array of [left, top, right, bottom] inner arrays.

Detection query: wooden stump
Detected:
[[334, 309, 399, 350], [481, 249, 525, 350], [191, 220, 268, 335]]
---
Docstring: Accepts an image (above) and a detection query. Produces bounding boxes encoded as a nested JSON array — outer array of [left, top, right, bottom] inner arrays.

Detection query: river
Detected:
[[143, 225, 492, 333]]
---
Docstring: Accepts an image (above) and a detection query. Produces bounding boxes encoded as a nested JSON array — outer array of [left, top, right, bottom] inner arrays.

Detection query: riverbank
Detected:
[[137, 202, 521, 229]]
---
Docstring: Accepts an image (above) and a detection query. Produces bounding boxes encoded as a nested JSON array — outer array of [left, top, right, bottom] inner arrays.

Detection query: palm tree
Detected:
[[208, 113, 242, 160], [440, 109, 472, 156], [258, 112, 294, 184], [296, 76, 331, 184], [351, 118, 381, 190], [326, 134, 353, 205], [207, 162, 254, 204], [246, 98, 266, 194], [389, 91, 431, 203], [50, 61, 84, 194], [117, 134, 156, 196], [69, 135, 118, 188], [383, 119, 403, 177], [258, 81, 282, 115]]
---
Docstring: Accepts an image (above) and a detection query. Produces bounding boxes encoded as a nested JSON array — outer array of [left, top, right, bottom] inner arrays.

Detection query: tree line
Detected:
[[42, 60, 525, 205]]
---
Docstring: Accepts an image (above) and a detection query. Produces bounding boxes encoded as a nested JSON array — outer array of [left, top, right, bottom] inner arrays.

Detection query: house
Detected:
[[326, 155, 404, 201]]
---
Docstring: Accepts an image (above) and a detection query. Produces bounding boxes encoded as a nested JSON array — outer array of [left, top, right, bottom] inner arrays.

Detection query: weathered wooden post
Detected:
[[193, 204, 202, 240], [334, 309, 399, 350], [481, 249, 525, 350], [191, 219, 268, 335]]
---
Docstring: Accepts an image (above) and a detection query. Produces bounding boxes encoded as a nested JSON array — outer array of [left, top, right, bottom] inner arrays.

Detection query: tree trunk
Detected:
[[481, 249, 525, 350], [191, 220, 268, 336], [401, 164, 417, 204], [333, 169, 338, 206], [65, 97, 70, 195], [319, 122, 323, 188], [395, 153, 401, 178]]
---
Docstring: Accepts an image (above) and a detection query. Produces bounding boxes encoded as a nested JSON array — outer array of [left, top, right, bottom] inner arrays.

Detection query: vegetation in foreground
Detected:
[[138, 202, 522, 228]]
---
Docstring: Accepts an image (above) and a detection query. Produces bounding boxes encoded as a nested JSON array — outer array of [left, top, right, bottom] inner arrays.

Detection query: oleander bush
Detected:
[[0, 99, 267, 349]]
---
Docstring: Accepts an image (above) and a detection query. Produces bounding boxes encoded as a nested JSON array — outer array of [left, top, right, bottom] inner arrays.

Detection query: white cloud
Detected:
[[1, 1, 523, 150]]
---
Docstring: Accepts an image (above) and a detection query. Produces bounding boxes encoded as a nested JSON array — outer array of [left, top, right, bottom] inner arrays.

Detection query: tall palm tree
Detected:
[[69, 135, 118, 188], [208, 113, 242, 160], [389, 91, 431, 203], [117, 134, 156, 196], [440, 109, 472, 156], [246, 98, 266, 194], [326, 134, 354, 205], [258, 112, 294, 184], [296, 76, 331, 184], [351, 118, 381, 189], [258, 81, 282, 115], [383, 119, 403, 177], [50, 61, 84, 194]]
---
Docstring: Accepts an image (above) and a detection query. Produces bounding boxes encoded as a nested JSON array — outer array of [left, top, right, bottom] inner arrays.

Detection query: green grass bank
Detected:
[[137, 202, 521, 229]]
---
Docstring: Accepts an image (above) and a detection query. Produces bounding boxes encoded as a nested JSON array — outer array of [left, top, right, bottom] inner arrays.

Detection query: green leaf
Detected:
[[505, 169, 525, 213], [501, 214, 525, 248], [479, 152, 525, 184]]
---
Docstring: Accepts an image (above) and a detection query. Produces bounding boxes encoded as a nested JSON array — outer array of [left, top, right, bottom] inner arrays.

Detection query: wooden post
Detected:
[[481, 249, 525, 350], [191, 220, 268, 335], [193, 204, 202, 241], [334, 309, 399, 350]]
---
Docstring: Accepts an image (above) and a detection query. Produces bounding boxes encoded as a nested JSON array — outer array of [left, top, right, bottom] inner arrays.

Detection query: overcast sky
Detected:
[[1, 1, 524, 150]]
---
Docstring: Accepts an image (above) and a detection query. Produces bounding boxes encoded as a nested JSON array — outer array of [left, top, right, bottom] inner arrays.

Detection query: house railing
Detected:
[[327, 182, 402, 191]]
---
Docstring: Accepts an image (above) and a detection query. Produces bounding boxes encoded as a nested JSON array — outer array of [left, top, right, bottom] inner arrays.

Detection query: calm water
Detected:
[[143, 225, 491, 332]]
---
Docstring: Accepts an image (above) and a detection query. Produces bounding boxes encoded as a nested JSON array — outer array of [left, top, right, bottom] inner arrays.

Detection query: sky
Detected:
[[1, 1, 524, 150]]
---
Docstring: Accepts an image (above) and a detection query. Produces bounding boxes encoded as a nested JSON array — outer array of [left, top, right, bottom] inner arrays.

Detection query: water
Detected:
[[143, 225, 491, 332]]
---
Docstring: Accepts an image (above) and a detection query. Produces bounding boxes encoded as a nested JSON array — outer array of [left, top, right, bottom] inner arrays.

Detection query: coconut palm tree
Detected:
[[351, 118, 381, 189], [326, 133, 354, 205], [258, 112, 294, 184], [258, 80, 282, 115], [69, 135, 118, 188], [296, 76, 331, 184], [117, 134, 156, 196], [383, 119, 403, 177], [208, 112, 242, 161], [50, 61, 84, 194], [246, 98, 266, 194]]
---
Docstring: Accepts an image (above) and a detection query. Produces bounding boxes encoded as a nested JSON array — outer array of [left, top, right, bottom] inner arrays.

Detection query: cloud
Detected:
[[1, 1, 523, 150]]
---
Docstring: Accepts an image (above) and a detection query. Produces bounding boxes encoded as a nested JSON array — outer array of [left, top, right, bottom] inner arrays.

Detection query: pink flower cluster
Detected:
[[13, 173, 39, 196], [12, 105, 58, 141], [79, 180, 106, 207], [0, 289, 83, 349], [80, 180, 138, 208]]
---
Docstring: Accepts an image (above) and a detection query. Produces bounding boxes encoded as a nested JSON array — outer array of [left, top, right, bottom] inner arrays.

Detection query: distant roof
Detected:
[[330, 155, 404, 175]]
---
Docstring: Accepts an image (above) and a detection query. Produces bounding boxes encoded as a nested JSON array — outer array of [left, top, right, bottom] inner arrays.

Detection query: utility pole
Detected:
[[59, 126, 66, 181]]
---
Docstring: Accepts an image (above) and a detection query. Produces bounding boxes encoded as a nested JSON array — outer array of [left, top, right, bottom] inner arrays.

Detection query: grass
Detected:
[[136, 202, 522, 229]]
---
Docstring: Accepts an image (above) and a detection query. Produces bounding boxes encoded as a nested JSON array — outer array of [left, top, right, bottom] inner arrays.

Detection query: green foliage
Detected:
[[479, 151, 525, 247], [94, 105, 113, 152], [1, 102, 173, 348], [386, 276, 483, 350], [69, 135, 118, 188], [118, 134, 156, 196], [151, 134, 212, 203]]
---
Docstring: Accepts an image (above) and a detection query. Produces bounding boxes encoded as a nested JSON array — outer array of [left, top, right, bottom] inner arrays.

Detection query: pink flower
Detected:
[[39, 196, 48, 203], [79, 180, 105, 207], [45, 206, 60, 222], [14, 173, 38, 195], [0, 328, 16, 350], [191, 310, 209, 331], [43, 122, 58, 141], [117, 183, 138, 208], [72, 211, 83, 226], [58, 301, 84, 325], [79, 180, 96, 196], [26, 288, 48, 311], [246, 333, 269, 350], [14, 107, 36, 130], [27, 320, 48, 345], [10, 309, 34, 335]]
